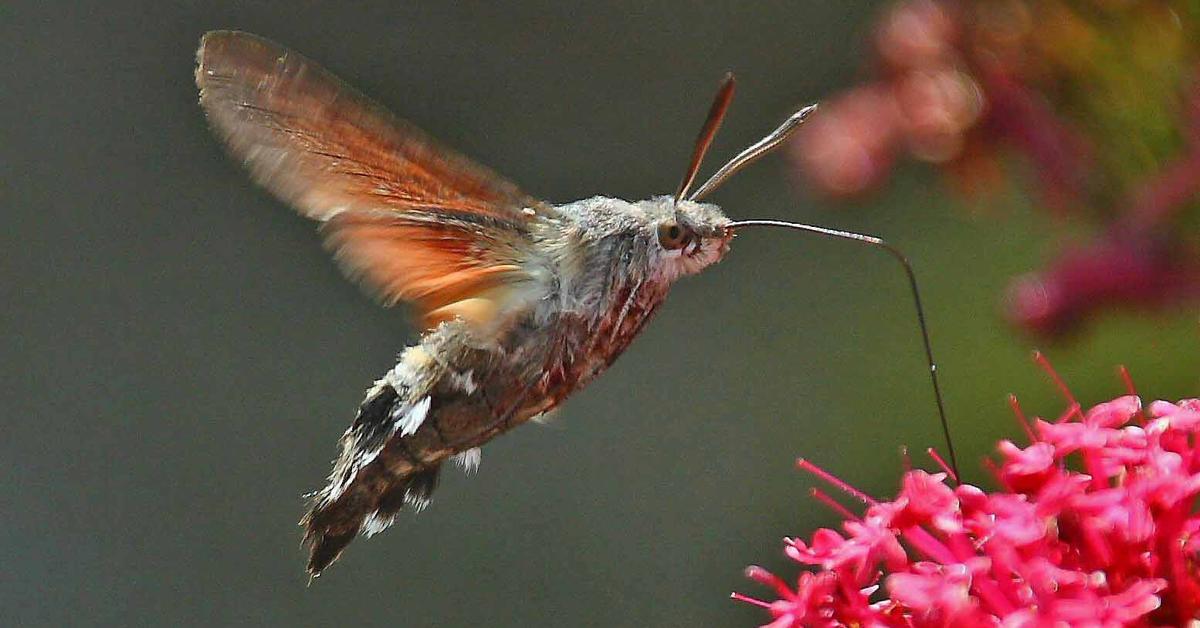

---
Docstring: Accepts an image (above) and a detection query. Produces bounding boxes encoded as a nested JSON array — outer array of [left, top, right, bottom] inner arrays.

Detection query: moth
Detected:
[[195, 30, 951, 577]]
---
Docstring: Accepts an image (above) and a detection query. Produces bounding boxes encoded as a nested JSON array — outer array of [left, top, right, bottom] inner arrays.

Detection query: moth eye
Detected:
[[657, 221, 691, 250]]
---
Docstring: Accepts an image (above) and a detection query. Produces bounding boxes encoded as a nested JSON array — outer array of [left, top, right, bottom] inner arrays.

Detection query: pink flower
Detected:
[[784, 0, 1200, 339], [1005, 236, 1200, 338], [789, 85, 902, 197], [735, 393, 1200, 626]]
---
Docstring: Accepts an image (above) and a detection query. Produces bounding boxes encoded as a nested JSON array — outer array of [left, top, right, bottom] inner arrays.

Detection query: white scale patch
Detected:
[[353, 446, 381, 472], [449, 370, 477, 394], [359, 511, 394, 537], [451, 448, 482, 474], [530, 409, 560, 425], [340, 379, 405, 482], [394, 396, 432, 437], [382, 360, 414, 390], [405, 492, 432, 512]]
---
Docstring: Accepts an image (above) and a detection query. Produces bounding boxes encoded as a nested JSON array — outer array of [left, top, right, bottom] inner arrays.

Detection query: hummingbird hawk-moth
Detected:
[[195, 30, 952, 577]]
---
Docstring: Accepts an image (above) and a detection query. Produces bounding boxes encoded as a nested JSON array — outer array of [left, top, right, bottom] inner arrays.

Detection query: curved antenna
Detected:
[[675, 73, 737, 204], [727, 219, 958, 480], [689, 103, 818, 201]]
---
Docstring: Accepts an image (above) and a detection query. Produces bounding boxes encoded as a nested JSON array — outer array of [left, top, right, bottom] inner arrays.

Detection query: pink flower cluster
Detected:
[[791, 0, 985, 197], [736, 395, 1200, 626], [785, 0, 1200, 338]]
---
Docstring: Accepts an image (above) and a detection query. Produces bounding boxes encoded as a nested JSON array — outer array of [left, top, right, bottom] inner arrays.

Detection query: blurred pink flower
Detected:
[[736, 394, 1200, 626], [875, 0, 959, 72], [789, 86, 901, 197], [1006, 236, 1200, 337], [786, 0, 1200, 338]]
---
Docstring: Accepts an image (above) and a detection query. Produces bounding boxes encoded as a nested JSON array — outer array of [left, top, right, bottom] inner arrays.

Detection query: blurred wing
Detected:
[[195, 31, 551, 330], [195, 30, 545, 220], [322, 209, 532, 331]]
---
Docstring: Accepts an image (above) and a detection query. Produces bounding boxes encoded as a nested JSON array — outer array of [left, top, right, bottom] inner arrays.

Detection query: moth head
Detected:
[[553, 196, 731, 282], [555, 75, 819, 287], [640, 196, 733, 278], [651, 72, 817, 276]]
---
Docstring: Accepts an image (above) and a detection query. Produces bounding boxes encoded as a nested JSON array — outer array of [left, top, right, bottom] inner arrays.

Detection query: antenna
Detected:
[[675, 73, 737, 204], [727, 219, 958, 480], [689, 103, 817, 201], [675, 79, 955, 475]]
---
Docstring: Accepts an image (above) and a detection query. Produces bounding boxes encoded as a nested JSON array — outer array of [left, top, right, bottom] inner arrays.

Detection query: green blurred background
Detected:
[[4, 1, 1197, 626]]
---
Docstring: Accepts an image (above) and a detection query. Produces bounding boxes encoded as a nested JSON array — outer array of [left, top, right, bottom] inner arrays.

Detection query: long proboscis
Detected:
[[727, 219, 959, 480]]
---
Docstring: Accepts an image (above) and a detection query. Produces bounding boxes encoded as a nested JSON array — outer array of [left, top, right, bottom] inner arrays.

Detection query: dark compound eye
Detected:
[[657, 221, 691, 250]]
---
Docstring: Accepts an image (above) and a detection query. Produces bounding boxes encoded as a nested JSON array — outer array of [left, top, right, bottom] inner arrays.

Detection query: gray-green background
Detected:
[[5, 2, 1198, 626]]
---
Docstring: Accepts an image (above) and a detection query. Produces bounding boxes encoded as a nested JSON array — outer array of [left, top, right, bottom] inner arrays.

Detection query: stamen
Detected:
[[797, 458, 878, 506], [809, 487, 859, 520], [1118, 365, 1138, 396], [745, 565, 796, 597], [926, 448, 958, 483], [982, 457, 1005, 487], [1008, 394, 1036, 442], [730, 592, 771, 608], [1117, 365, 1147, 424], [1056, 402, 1084, 424], [1033, 350, 1079, 408]]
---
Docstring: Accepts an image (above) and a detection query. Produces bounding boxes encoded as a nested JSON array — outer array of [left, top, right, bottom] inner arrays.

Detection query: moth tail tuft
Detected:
[[301, 464, 443, 577]]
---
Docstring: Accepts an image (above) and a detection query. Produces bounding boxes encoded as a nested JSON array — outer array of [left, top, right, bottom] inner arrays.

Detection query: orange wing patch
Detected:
[[196, 31, 552, 334], [323, 211, 532, 332]]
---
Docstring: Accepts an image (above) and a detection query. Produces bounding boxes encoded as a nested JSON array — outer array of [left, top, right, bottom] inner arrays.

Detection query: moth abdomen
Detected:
[[302, 337, 509, 575]]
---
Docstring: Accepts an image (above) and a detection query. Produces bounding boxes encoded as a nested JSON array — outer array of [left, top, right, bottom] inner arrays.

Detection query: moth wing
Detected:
[[195, 30, 551, 332], [321, 209, 534, 331]]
